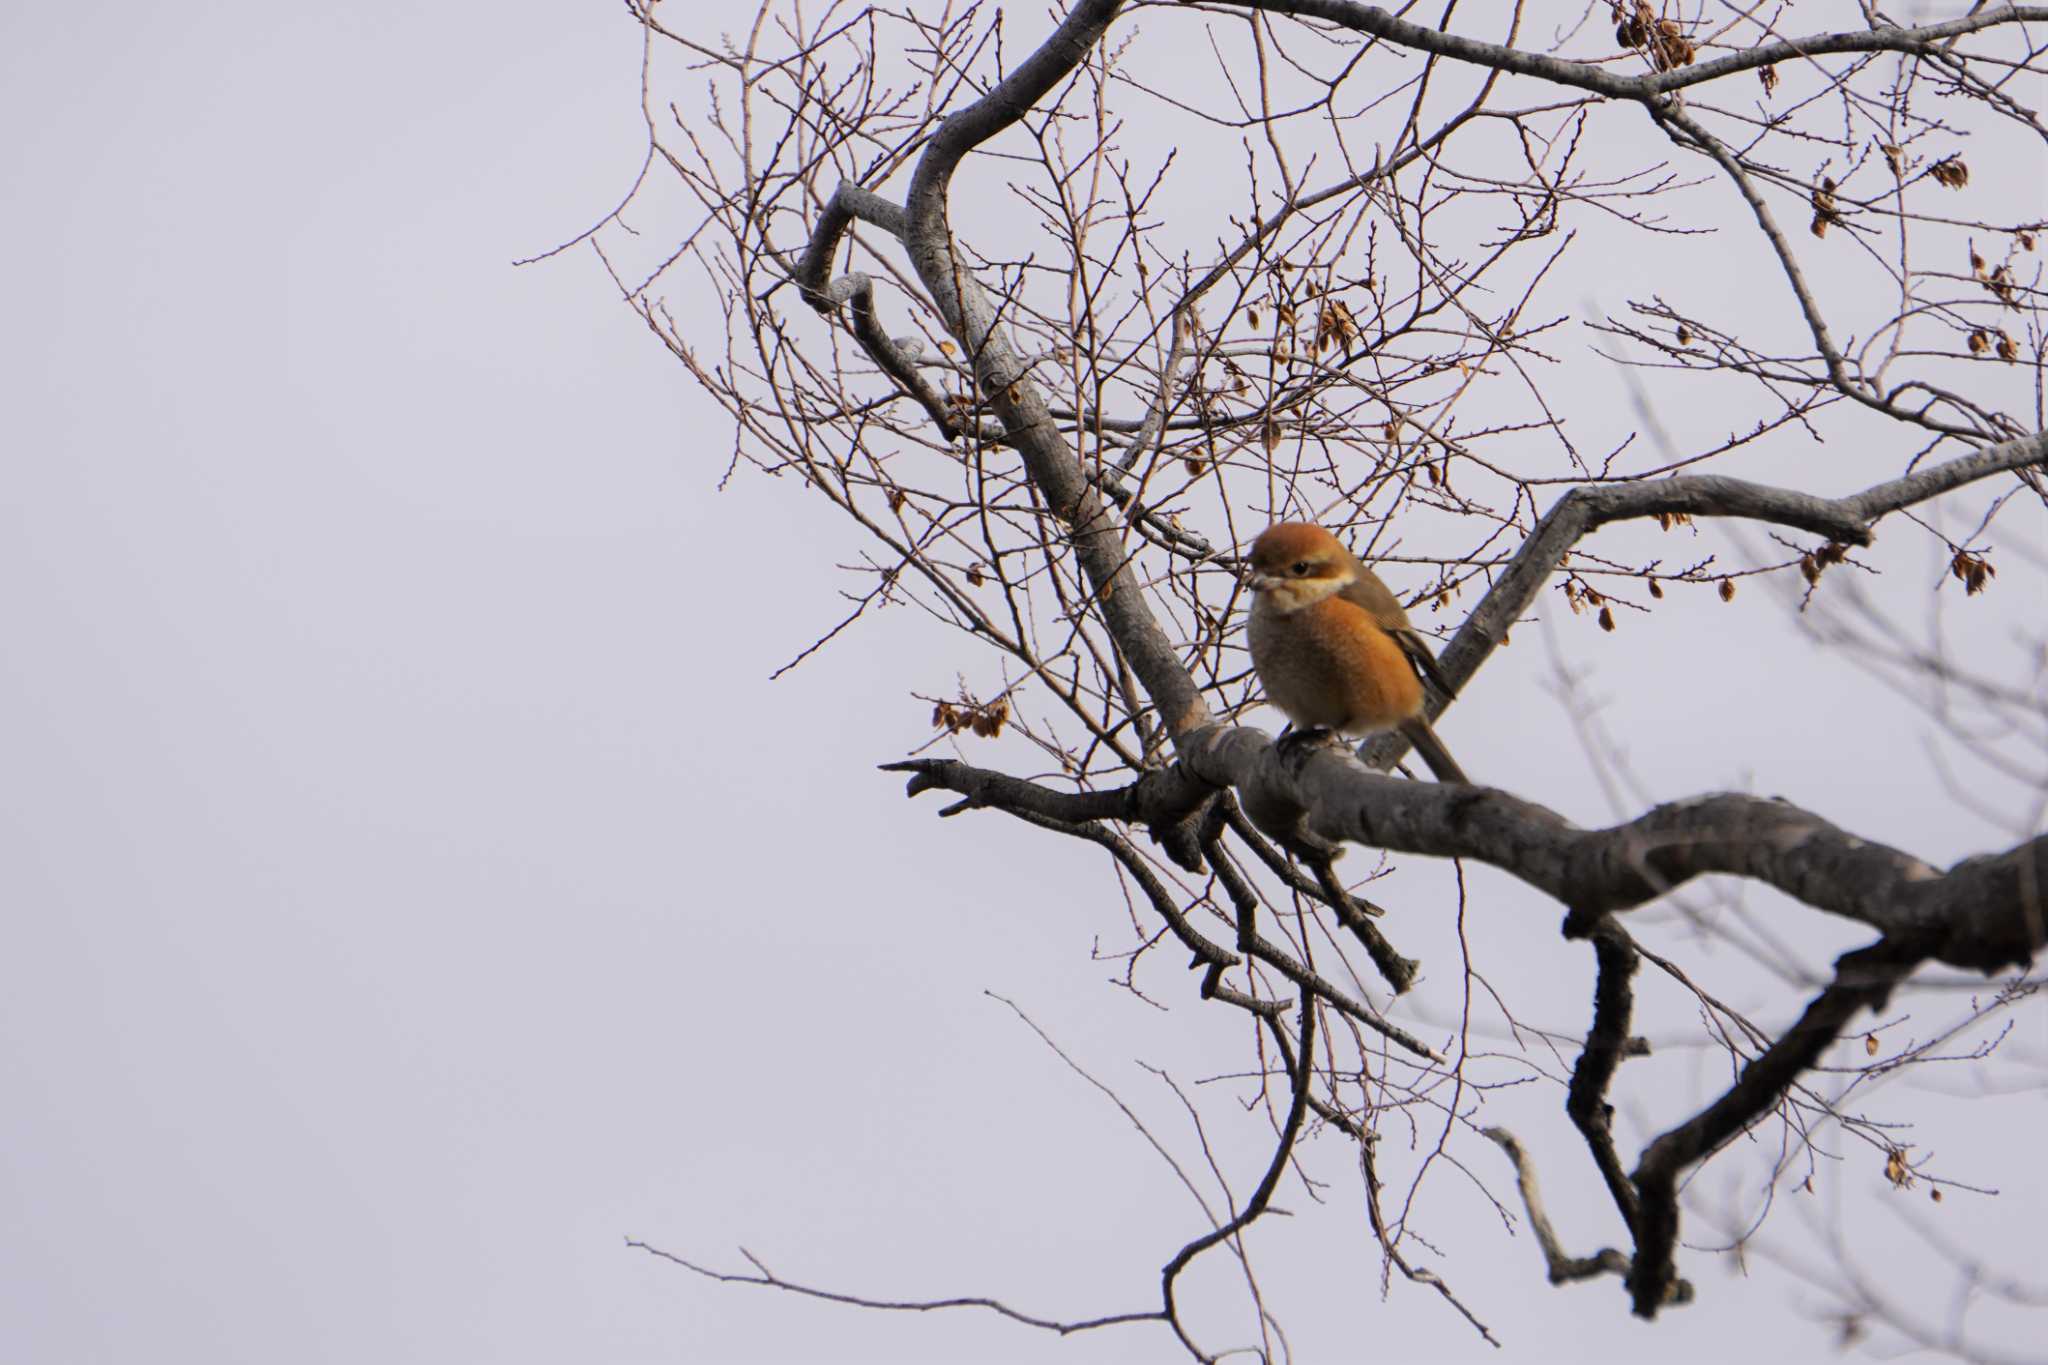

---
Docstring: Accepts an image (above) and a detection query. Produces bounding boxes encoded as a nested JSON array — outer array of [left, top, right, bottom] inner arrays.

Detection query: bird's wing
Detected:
[[1337, 570, 1460, 699], [1335, 569, 1408, 627], [1391, 626, 1459, 701]]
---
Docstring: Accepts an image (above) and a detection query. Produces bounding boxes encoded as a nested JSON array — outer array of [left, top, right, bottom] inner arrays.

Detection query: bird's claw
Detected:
[[1275, 725, 1344, 762]]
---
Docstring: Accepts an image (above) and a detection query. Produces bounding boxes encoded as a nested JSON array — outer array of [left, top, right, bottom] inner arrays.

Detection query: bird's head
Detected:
[[1245, 522, 1356, 613]]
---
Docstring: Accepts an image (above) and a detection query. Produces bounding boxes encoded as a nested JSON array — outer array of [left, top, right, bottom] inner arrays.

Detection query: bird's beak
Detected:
[[1244, 570, 1281, 594]]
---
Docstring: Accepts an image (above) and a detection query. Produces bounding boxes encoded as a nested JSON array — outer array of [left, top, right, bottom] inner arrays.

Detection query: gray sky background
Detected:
[[3, 4, 2041, 1363]]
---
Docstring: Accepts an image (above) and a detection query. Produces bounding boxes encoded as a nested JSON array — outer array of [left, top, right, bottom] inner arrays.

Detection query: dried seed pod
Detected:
[[1598, 605, 1616, 632], [1800, 554, 1821, 585], [1951, 550, 1996, 594], [1988, 265, 2018, 307], [1676, 324, 1693, 345], [1719, 578, 1736, 602], [1969, 328, 1991, 355], [1997, 331, 2019, 363], [1759, 64, 1779, 94], [1929, 156, 1969, 189], [1648, 578, 1664, 599], [1810, 178, 1843, 237]]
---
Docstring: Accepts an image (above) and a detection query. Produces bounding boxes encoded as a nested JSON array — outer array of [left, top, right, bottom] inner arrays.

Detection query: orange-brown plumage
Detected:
[[1244, 522, 1467, 783]]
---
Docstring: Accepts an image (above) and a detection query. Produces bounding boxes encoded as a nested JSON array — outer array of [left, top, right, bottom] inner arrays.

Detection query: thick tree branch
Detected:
[[890, 737, 2048, 978], [1564, 923, 1645, 1237]]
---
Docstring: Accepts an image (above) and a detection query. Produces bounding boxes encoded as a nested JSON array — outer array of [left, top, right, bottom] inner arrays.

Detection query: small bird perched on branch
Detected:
[[1243, 521, 1468, 783]]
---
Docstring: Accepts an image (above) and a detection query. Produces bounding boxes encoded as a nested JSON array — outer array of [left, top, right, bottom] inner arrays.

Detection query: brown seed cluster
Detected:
[[1613, 1, 1696, 70], [932, 696, 1011, 738], [1984, 264, 2019, 308], [1929, 156, 1970, 190], [1810, 176, 1844, 239], [1949, 550, 1995, 595], [1798, 541, 1850, 586], [1969, 327, 2021, 361], [1315, 298, 1359, 353]]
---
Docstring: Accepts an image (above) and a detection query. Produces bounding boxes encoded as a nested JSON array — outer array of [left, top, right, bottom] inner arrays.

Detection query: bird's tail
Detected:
[[1399, 718, 1469, 784]]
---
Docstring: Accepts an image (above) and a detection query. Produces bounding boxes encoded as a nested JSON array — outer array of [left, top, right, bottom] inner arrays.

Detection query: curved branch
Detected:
[[1159, 997, 1315, 1360], [893, 0, 1216, 742], [1364, 430, 2048, 771], [1221, 3, 2048, 101], [1626, 940, 1923, 1316]]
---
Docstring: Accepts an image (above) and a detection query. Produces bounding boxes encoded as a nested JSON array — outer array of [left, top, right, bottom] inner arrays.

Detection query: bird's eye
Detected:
[[1291, 561, 1311, 576]]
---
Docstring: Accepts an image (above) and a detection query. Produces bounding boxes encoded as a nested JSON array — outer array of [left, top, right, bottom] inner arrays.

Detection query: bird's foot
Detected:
[[1275, 725, 1345, 762]]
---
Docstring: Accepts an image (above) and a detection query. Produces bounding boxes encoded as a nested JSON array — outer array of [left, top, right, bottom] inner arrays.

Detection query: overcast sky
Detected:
[[3, 4, 2041, 1363]]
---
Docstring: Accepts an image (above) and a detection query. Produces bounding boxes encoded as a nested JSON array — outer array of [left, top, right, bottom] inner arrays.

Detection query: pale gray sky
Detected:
[[2, 4, 2040, 1363]]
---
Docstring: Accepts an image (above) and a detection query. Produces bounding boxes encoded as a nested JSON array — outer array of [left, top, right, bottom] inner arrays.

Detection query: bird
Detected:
[[1243, 521, 1468, 783]]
